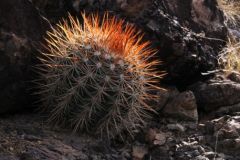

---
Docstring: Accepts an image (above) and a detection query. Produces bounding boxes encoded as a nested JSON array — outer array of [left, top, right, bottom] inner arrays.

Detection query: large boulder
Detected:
[[190, 73, 240, 112]]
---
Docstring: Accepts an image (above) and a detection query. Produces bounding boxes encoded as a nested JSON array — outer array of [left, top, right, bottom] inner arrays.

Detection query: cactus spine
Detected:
[[37, 13, 162, 138]]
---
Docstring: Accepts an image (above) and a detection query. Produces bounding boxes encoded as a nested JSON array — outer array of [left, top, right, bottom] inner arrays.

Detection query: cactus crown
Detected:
[[37, 13, 163, 138]]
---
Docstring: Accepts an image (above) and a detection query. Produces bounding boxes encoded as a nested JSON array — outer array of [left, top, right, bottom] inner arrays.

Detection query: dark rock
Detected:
[[0, 0, 49, 114], [150, 146, 170, 160], [145, 128, 169, 146], [211, 116, 240, 155], [190, 78, 240, 111], [132, 145, 148, 160], [175, 140, 209, 160], [195, 155, 209, 160], [204, 151, 215, 159], [217, 139, 240, 155], [163, 91, 198, 121], [227, 72, 240, 83], [155, 0, 227, 86], [0, 0, 48, 41], [0, 31, 33, 113], [198, 115, 240, 157]]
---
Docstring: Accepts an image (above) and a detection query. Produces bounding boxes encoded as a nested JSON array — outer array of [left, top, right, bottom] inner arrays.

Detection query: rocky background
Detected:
[[0, 0, 240, 159]]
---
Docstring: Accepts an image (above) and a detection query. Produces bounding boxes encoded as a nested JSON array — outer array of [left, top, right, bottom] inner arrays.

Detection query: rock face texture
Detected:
[[1, 112, 240, 160], [146, 0, 226, 86], [190, 73, 240, 112], [163, 91, 198, 121], [0, 31, 33, 113], [0, 0, 49, 113], [0, 0, 48, 41]]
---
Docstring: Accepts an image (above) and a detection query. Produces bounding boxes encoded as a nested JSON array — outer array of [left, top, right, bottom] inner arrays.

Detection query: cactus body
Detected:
[[37, 13, 162, 138]]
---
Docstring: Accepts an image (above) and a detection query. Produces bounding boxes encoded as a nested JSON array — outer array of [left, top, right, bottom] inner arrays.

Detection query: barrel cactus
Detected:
[[36, 13, 163, 138]]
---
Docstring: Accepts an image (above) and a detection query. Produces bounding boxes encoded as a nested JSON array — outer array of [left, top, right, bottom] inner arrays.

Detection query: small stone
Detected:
[[197, 136, 205, 143], [187, 123, 198, 129], [204, 151, 215, 159], [163, 91, 198, 122], [167, 123, 186, 132], [145, 128, 157, 144], [132, 145, 148, 160], [146, 129, 169, 146], [190, 80, 240, 112], [153, 132, 167, 146], [195, 155, 209, 160], [169, 151, 174, 156]]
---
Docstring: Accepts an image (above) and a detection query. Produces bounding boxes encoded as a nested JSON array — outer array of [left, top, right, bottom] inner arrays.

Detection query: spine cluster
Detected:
[[36, 13, 163, 138]]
